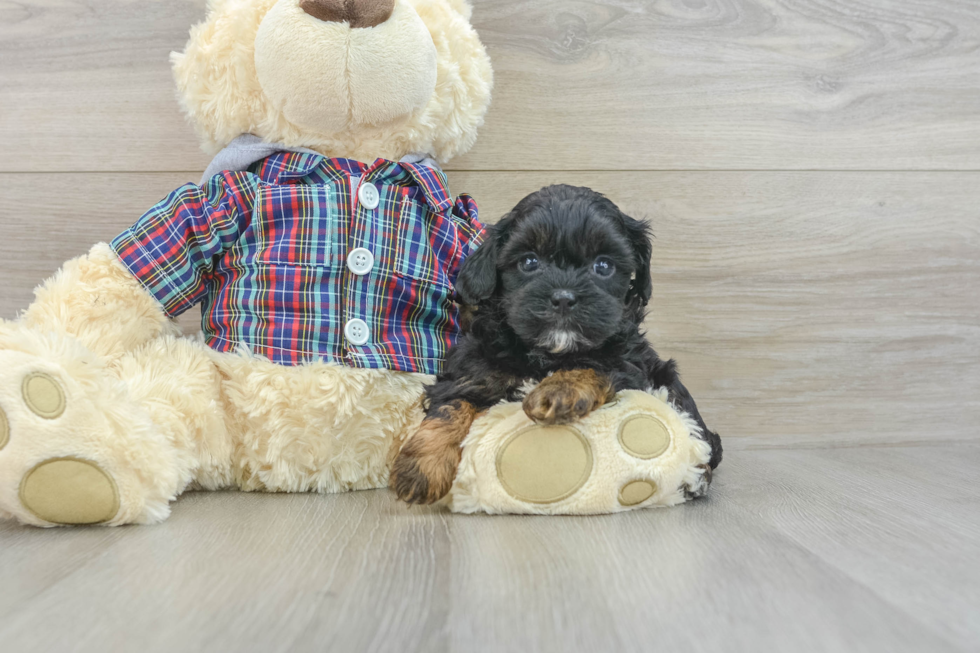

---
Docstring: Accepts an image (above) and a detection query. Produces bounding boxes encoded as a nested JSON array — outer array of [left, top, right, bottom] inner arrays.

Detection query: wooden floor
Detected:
[[1, 0, 979, 651], [1, 442, 977, 653]]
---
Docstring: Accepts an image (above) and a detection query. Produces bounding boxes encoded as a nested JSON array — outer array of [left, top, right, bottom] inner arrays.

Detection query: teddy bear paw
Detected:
[[0, 335, 176, 527], [449, 390, 714, 515]]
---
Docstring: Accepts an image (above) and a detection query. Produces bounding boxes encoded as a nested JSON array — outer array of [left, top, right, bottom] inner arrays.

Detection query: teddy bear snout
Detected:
[[300, 0, 395, 28]]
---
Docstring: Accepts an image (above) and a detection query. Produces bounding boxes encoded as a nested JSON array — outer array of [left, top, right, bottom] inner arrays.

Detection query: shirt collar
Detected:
[[257, 152, 453, 214]]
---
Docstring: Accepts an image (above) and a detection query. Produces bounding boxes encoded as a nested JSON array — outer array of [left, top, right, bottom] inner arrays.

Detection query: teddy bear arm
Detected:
[[20, 171, 259, 364], [21, 243, 178, 363]]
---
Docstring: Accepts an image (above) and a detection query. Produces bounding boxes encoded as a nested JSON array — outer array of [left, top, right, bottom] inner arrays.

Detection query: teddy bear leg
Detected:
[[114, 336, 236, 495], [215, 360, 428, 495]]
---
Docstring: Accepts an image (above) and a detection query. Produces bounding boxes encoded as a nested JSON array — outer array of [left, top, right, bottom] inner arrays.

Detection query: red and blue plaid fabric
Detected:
[[111, 152, 484, 373]]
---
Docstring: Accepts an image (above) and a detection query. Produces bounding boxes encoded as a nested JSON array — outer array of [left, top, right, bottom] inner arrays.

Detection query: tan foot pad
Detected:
[[22, 372, 66, 419], [0, 407, 8, 450], [496, 425, 593, 504], [618, 415, 671, 459], [20, 457, 119, 525], [619, 480, 657, 506]]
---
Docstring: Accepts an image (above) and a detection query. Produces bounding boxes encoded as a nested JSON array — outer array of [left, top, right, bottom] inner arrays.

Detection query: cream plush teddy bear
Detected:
[[0, 0, 493, 527]]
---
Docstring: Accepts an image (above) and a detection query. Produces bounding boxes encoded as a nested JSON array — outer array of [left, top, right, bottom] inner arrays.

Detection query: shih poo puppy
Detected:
[[392, 185, 722, 504]]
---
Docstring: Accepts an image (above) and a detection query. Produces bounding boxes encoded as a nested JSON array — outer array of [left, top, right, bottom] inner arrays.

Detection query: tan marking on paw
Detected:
[[522, 369, 615, 425], [391, 402, 478, 505], [0, 407, 8, 450], [22, 372, 66, 419], [618, 480, 657, 507], [20, 457, 119, 525], [618, 415, 671, 459], [496, 424, 593, 504]]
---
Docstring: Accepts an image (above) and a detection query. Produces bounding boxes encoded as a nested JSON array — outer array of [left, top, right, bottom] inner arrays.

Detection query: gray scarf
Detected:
[[200, 134, 441, 185]]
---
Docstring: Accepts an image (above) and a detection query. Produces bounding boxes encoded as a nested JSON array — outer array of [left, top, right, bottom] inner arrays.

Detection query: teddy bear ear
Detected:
[[170, 0, 271, 155], [444, 0, 473, 20]]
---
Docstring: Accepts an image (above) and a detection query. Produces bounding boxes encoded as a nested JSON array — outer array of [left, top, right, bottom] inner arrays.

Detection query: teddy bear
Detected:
[[0, 0, 493, 527]]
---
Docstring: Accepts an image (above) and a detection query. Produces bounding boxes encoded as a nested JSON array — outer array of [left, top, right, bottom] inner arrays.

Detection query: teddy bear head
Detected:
[[172, 0, 493, 163]]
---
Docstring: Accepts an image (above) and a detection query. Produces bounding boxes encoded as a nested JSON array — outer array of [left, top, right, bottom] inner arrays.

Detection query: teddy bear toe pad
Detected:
[[618, 480, 657, 507], [0, 374, 63, 451], [22, 372, 67, 419], [496, 425, 593, 504], [20, 457, 119, 525], [618, 415, 671, 459]]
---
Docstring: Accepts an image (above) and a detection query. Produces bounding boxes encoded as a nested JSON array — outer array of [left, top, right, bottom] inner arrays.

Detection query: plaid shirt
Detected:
[[111, 153, 484, 373]]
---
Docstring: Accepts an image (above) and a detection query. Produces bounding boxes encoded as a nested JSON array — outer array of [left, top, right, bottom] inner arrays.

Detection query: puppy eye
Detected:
[[593, 256, 615, 277], [518, 254, 540, 273]]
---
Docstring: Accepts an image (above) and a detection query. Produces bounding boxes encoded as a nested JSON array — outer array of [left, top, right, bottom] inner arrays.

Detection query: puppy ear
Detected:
[[623, 214, 653, 307], [456, 215, 510, 305]]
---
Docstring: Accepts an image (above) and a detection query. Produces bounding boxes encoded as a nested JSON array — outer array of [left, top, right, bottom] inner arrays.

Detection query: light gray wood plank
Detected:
[[1, 444, 977, 652], [2, 171, 976, 446], [0, 523, 127, 621], [738, 444, 980, 651], [3, 1, 980, 172]]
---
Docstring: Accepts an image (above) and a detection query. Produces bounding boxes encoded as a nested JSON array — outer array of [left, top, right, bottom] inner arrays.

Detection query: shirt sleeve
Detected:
[[451, 193, 486, 263], [110, 171, 259, 317]]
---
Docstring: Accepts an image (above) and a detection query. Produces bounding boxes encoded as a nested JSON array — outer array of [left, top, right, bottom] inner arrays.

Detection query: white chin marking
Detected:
[[539, 330, 588, 354]]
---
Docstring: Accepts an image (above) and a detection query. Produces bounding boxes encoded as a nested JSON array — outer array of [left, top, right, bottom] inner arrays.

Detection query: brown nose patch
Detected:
[[300, 0, 395, 28]]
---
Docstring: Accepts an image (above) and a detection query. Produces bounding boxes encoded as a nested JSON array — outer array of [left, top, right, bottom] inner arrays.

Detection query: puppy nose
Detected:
[[300, 0, 395, 28], [551, 290, 578, 312]]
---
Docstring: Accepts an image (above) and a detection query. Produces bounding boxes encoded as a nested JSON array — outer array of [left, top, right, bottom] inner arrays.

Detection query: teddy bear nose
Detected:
[[300, 0, 395, 28]]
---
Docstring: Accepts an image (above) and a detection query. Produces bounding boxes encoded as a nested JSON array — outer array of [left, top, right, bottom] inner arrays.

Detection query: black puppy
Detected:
[[391, 185, 722, 505]]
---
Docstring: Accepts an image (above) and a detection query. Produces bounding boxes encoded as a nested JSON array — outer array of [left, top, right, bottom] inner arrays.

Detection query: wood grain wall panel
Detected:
[[2, 1, 979, 172]]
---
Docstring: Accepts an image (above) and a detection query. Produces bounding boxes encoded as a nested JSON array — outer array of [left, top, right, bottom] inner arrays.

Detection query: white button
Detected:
[[358, 182, 380, 210], [347, 247, 374, 275], [345, 318, 370, 346]]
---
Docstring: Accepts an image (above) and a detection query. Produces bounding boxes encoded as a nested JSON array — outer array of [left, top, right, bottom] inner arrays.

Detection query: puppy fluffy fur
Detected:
[[391, 185, 722, 505]]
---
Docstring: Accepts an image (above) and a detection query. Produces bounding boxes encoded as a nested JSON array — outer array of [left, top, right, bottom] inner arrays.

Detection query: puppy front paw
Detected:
[[523, 369, 615, 425], [390, 432, 463, 505], [390, 402, 479, 505]]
